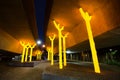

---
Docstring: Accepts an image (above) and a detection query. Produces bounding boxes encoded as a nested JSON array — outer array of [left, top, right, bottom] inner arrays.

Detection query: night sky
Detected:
[[34, 0, 47, 44]]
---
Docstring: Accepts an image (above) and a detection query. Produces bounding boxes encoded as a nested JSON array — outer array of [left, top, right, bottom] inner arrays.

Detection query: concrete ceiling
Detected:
[[46, 0, 120, 52], [1, 0, 38, 42], [0, 0, 120, 54], [0, 0, 38, 53], [69, 27, 120, 51]]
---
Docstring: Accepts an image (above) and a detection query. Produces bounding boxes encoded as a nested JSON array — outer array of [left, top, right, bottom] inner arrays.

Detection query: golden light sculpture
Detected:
[[36, 50, 42, 60], [79, 8, 100, 73], [53, 20, 64, 69], [25, 43, 30, 62], [49, 34, 56, 65], [62, 33, 68, 66], [20, 41, 27, 63], [47, 47, 51, 60], [29, 44, 36, 62]]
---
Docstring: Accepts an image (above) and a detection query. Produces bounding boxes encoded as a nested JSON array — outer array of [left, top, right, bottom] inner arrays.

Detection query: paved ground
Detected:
[[0, 61, 120, 80], [45, 62, 120, 80], [0, 61, 50, 80]]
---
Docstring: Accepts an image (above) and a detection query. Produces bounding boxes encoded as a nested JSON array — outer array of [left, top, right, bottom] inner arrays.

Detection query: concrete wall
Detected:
[[0, 29, 22, 53]]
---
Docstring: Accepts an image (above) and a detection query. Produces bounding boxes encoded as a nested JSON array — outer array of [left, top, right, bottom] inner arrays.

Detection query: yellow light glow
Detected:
[[47, 47, 51, 60], [29, 44, 36, 62], [20, 41, 26, 63], [62, 33, 68, 66], [53, 20, 64, 69], [25, 43, 30, 62], [20, 41, 36, 62], [49, 34, 56, 65], [36, 50, 42, 60], [79, 8, 100, 73]]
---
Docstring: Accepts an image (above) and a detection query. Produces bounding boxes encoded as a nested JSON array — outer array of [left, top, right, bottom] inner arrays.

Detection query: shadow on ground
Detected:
[[0, 61, 120, 80]]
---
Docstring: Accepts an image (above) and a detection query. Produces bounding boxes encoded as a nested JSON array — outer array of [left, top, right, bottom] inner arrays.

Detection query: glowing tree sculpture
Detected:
[[29, 44, 36, 62], [53, 20, 64, 69], [62, 33, 68, 66], [20, 41, 26, 63], [36, 50, 42, 60], [49, 34, 56, 65], [20, 42, 29, 63], [47, 47, 51, 60], [79, 8, 100, 73], [25, 43, 30, 62]]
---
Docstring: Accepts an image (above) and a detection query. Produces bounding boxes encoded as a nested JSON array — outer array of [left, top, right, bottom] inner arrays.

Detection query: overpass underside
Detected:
[[0, 0, 120, 57], [46, 0, 120, 52]]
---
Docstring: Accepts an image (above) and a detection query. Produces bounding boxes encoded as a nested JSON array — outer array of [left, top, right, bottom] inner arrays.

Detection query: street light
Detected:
[[37, 40, 42, 45], [42, 44, 46, 48]]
